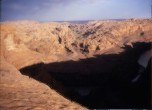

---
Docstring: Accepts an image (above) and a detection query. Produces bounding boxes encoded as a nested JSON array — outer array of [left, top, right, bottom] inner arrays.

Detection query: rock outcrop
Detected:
[[0, 59, 84, 110]]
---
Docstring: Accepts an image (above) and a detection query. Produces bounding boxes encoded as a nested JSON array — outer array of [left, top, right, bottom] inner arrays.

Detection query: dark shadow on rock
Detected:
[[20, 42, 151, 109]]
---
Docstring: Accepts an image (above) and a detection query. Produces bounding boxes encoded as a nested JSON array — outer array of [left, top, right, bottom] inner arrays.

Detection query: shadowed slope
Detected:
[[20, 42, 151, 109]]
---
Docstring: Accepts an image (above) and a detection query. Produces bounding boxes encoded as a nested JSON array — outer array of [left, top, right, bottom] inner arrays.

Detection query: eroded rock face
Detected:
[[70, 19, 152, 53], [1, 19, 152, 68], [0, 19, 152, 109]]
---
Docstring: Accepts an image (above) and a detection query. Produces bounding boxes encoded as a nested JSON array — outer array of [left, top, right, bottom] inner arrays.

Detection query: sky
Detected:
[[1, 0, 151, 22]]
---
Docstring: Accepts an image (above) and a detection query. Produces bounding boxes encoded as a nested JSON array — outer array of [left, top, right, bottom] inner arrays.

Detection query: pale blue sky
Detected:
[[1, 0, 151, 22]]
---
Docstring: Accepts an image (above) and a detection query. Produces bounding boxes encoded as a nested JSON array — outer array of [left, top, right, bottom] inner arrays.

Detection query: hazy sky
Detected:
[[1, 0, 151, 21]]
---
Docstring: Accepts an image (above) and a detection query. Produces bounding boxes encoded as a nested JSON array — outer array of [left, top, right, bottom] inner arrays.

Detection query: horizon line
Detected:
[[1, 18, 152, 23]]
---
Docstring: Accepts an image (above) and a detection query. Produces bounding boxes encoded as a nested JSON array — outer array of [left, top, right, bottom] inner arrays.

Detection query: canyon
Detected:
[[0, 19, 152, 109]]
